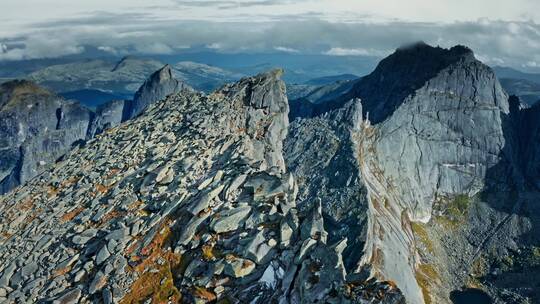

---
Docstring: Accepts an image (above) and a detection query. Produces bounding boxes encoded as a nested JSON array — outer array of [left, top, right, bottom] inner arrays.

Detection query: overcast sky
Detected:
[[2, 0, 540, 70]]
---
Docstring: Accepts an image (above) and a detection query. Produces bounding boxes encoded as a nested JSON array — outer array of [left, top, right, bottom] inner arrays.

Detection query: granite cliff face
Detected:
[[285, 43, 540, 303], [358, 43, 511, 221], [0, 80, 92, 194], [0, 70, 403, 303]]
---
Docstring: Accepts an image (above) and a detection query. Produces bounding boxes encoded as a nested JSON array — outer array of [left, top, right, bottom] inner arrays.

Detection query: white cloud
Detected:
[[475, 54, 505, 66], [97, 46, 118, 54], [0, 36, 85, 61], [206, 43, 223, 50], [525, 61, 539, 68], [0, 43, 7, 53], [274, 46, 299, 53], [325, 47, 388, 57], [0, 14, 540, 72]]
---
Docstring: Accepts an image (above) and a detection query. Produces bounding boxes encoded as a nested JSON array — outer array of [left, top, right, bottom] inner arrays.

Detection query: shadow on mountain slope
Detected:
[[467, 96, 540, 302]]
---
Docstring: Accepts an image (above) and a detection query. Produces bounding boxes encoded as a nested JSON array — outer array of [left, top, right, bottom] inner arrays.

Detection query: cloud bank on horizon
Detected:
[[1, 0, 540, 70]]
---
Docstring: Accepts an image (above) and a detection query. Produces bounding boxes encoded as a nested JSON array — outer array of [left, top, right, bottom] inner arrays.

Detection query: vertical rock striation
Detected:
[[350, 43, 517, 303]]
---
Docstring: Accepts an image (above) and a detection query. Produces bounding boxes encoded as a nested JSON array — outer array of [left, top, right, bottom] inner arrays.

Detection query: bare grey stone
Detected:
[[95, 246, 110, 265]]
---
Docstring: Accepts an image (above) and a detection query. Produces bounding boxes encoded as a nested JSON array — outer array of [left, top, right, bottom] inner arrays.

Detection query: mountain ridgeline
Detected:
[[0, 43, 539, 304], [0, 65, 191, 194]]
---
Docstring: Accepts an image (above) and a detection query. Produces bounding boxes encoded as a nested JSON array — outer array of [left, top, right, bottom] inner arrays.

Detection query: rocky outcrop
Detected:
[[0, 80, 92, 194], [351, 43, 515, 304], [284, 43, 537, 303], [0, 70, 403, 303], [87, 99, 130, 138], [285, 99, 369, 270], [0, 66, 192, 194], [128, 65, 192, 119], [361, 42, 511, 221]]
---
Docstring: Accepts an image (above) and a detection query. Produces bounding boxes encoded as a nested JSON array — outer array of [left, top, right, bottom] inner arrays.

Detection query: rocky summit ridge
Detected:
[[0, 70, 402, 303]]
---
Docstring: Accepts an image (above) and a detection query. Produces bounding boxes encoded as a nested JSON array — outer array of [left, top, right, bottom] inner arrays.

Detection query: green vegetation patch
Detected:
[[434, 194, 472, 229], [411, 222, 435, 254]]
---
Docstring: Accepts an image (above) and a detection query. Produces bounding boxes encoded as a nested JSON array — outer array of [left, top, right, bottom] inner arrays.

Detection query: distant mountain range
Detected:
[[3, 52, 540, 112], [0, 55, 368, 110], [494, 66, 540, 106], [494, 66, 540, 83]]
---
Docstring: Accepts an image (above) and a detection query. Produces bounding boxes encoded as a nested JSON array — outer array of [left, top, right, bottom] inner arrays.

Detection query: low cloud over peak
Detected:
[[1, 1, 539, 71]]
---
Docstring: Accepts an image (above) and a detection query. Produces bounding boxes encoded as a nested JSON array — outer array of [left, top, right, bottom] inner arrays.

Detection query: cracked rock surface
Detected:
[[0, 70, 403, 304]]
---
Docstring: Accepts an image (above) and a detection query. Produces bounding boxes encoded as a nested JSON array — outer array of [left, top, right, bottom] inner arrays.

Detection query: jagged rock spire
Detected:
[[128, 64, 192, 119]]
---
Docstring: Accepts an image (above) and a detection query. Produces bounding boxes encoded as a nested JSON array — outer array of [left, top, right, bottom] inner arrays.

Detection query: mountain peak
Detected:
[[154, 64, 174, 81], [346, 43, 483, 123], [396, 41, 473, 56], [391, 42, 475, 66], [221, 68, 287, 113], [128, 65, 192, 119]]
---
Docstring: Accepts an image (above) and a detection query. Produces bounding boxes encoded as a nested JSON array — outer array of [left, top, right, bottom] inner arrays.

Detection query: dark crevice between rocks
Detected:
[[55, 107, 62, 130]]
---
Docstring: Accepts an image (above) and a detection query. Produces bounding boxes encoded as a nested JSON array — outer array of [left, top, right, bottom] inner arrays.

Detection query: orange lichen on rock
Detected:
[[51, 265, 73, 278], [415, 263, 439, 304], [18, 198, 34, 211], [100, 210, 127, 224], [120, 260, 181, 304], [202, 243, 216, 261], [95, 184, 110, 194], [107, 168, 120, 178], [193, 286, 217, 302], [60, 207, 85, 222], [127, 200, 144, 211], [60, 176, 81, 188], [121, 220, 182, 304], [47, 186, 60, 198]]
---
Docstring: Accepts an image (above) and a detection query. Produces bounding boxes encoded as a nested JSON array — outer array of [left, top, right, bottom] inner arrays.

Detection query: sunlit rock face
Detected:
[[362, 43, 511, 222], [127, 64, 192, 120], [348, 43, 513, 304]]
